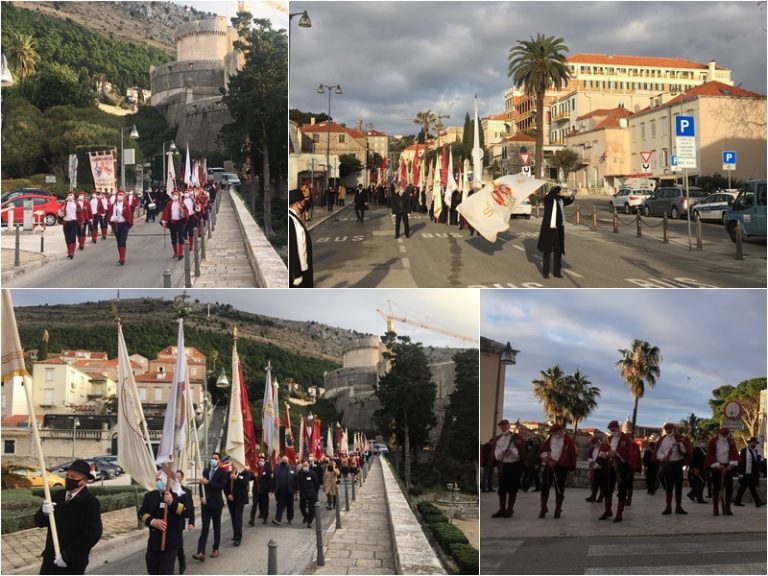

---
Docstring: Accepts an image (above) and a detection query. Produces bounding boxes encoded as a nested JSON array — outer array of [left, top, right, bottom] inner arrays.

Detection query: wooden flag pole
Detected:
[[22, 376, 61, 557], [160, 461, 171, 551]]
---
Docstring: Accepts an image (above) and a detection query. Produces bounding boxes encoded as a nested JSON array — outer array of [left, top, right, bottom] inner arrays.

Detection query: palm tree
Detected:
[[680, 412, 704, 442], [532, 365, 568, 425], [507, 33, 570, 179], [617, 339, 662, 433], [563, 369, 600, 433], [7, 32, 39, 85], [413, 110, 437, 144]]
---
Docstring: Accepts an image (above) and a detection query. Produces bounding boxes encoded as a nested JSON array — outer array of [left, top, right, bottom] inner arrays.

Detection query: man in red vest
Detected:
[[538, 424, 576, 519], [704, 427, 739, 516], [598, 420, 634, 522], [653, 422, 693, 515], [491, 419, 527, 518]]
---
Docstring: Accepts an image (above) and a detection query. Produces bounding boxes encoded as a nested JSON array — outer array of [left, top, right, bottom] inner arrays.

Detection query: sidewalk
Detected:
[[480, 486, 767, 539], [1, 506, 143, 574], [313, 458, 396, 575]]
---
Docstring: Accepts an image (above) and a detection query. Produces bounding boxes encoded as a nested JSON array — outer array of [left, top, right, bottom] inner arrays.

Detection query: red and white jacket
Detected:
[[539, 434, 577, 470], [106, 200, 134, 226]]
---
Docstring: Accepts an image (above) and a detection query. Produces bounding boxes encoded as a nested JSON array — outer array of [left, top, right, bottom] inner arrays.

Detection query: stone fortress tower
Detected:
[[150, 3, 247, 152], [324, 336, 459, 448]]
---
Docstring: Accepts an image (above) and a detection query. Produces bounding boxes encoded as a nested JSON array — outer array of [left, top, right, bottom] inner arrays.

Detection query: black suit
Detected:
[[224, 470, 251, 542], [196, 466, 227, 554], [176, 486, 194, 574], [250, 462, 273, 524], [735, 447, 763, 506], [537, 188, 574, 277], [354, 188, 368, 222], [34, 487, 102, 575], [289, 209, 313, 288], [139, 489, 188, 574], [298, 468, 321, 526], [391, 192, 411, 238]]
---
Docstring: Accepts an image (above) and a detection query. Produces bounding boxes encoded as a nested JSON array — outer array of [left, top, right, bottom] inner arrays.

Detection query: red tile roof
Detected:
[[2, 414, 43, 426], [592, 107, 634, 130], [301, 121, 350, 134], [504, 133, 536, 142], [568, 53, 718, 70], [668, 80, 764, 103]]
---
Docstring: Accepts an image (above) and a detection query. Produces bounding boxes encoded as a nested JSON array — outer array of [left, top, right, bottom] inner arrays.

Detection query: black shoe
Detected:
[[262, 518, 267, 524], [248, 520, 254, 526], [757, 501, 765, 508], [697, 499, 708, 504], [687, 492, 696, 503], [179, 558, 186, 574], [233, 540, 240, 547], [543, 273, 549, 279], [272, 519, 281, 525], [733, 501, 745, 506], [554, 273, 563, 278]]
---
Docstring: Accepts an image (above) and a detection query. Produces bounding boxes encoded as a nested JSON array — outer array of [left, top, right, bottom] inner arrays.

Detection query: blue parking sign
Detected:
[[675, 115, 695, 137], [722, 150, 737, 165]]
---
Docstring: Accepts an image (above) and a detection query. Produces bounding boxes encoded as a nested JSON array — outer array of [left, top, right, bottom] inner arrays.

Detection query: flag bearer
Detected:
[[139, 470, 188, 575]]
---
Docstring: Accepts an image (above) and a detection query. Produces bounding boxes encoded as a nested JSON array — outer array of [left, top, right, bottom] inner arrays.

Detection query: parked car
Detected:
[[1, 187, 55, 203], [220, 173, 241, 189], [4, 465, 66, 489], [1, 193, 61, 226], [91, 456, 124, 476], [50, 460, 101, 483], [610, 188, 653, 214], [724, 179, 767, 242], [643, 186, 707, 219], [371, 442, 389, 454], [691, 192, 737, 224], [511, 197, 532, 219]]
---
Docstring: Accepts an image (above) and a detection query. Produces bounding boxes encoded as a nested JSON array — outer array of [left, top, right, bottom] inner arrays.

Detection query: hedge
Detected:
[[450, 543, 479, 575], [430, 521, 469, 549]]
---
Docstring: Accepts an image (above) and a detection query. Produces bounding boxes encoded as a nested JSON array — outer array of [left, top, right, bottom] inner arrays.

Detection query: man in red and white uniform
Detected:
[[491, 419, 527, 519], [598, 420, 634, 522], [653, 422, 692, 515], [106, 190, 134, 265], [538, 424, 576, 519], [160, 190, 189, 260], [585, 434, 604, 503], [125, 188, 139, 216], [58, 191, 87, 259], [88, 190, 105, 243], [75, 191, 93, 251], [182, 189, 200, 251], [704, 427, 739, 516]]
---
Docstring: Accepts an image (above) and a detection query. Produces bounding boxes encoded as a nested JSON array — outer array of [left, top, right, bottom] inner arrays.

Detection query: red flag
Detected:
[[440, 146, 448, 186], [312, 419, 323, 460], [284, 403, 296, 465], [399, 157, 406, 185], [412, 143, 420, 187], [239, 362, 258, 471]]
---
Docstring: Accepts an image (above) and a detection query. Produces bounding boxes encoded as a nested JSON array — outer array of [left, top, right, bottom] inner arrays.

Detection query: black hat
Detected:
[[288, 189, 304, 205], [748, 437, 758, 443], [67, 459, 92, 478], [550, 186, 562, 195]]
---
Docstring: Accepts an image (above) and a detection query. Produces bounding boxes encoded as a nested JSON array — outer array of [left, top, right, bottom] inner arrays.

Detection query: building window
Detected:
[[640, 123, 646, 140], [191, 367, 197, 376], [312, 134, 319, 143], [650, 120, 656, 139], [154, 388, 163, 402], [139, 388, 147, 402], [4, 440, 15, 454], [46, 368, 54, 382], [44, 389, 54, 405], [338, 134, 345, 144]]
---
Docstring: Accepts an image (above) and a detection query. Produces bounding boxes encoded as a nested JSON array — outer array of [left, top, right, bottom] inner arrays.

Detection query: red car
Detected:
[[1, 193, 61, 226]]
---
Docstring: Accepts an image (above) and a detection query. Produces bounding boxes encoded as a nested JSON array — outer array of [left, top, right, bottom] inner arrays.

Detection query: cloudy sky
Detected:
[[9, 289, 478, 349], [289, 1, 767, 135], [481, 289, 766, 431], [178, 0, 288, 28]]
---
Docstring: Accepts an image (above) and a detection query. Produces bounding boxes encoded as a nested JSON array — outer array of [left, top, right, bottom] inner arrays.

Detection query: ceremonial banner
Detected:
[[457, 173, 546, 242], [156, 319, 187, 465], [313, 419, 323, 460], [445, 147, 458, 205], [183, 143, 192, 185], [284, 403, 296, 464], [225, 335, 246, 470], [432, 158, 443, 220], [262, 364, 278, 464], [412, 143, 420, 187], [68, 154, 78, 191], [89, 150, 116, 192], [166, 151, 176, 193], [472, 95, 483, 186], [1, 290, 28, 381], [327, 425, 334, 457], [116, 321, 156, 491]]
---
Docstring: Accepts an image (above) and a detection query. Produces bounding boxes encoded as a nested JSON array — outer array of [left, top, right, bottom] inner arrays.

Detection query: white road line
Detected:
[[588, 541, 765, 557], [584, 563, 766, 575], [399, 245, 406, 253], [513, 245, 525, 252], [402, 258, 410, 269], [562, 269, 584, 279]]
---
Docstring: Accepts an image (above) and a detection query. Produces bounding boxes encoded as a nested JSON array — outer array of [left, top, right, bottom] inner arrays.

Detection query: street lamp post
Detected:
[[162, 140, 177, 187], [120, 125, 139, 190], [72, 417, 81, 459], [317, 83, 343, 191], [492, 343, 517, 436], [288, 10, 311, 57], [364, 123, 374, 188]]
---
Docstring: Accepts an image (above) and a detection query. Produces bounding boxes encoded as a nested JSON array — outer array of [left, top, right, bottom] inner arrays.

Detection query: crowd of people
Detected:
[[55, 183, 219, 266], [482, 419, 764, 522]]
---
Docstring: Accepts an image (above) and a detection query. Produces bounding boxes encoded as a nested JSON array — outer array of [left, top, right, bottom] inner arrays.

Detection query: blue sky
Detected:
[[290, 1, 767, 135], [481, 289, 767, 429], [10, 289, 478, 349]]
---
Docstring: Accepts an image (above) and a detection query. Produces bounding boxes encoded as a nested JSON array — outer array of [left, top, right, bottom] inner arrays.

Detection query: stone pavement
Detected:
[[1, 505, 142, 574], [480, 486, 767, 539], [313, 457, 396, 575]]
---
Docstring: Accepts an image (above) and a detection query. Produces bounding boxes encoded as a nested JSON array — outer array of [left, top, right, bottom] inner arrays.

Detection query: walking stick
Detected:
[[719, 466, 727, 509]]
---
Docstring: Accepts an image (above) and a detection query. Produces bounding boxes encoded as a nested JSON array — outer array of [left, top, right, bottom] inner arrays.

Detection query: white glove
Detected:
[[711, 462, 722, 469], [41, 501, 56, 515], [54, 555, 67, 568]]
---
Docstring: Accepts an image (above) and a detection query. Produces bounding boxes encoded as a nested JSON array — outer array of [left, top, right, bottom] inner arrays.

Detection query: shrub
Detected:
[[449, 543, 478, 575], [430, 522, 469, 549]]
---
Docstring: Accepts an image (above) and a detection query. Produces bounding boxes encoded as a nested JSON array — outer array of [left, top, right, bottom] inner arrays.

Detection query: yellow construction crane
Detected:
[[376, 301, 475, 344]]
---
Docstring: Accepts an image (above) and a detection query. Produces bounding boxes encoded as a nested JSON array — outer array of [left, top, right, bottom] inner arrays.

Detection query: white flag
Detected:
[[445, 147, 458, 205], [432, 159, 443, 220], [472, 94, 484, 187], [183, 143, 192, 185], [261, 364, 277, 463], [1, 290, 29, 381], [457, 173, 546, 242], [156, 319, 187, 465], [166, 151, 176, 193], [117, 321, 157, 491], [225, 338, 246, 470], [326, 426, 334, 457]]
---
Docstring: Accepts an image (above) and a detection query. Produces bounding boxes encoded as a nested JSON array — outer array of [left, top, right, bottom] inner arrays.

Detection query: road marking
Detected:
[[513, 245, 525, 252], [625, 277, 718, 288], [468, 282, 545, 288], [399, 245, 406, 253], [588, 541, 765, 556], [562, 269, 584, 279], [584, 563, 765, 575], [402, 257, 410, 269]]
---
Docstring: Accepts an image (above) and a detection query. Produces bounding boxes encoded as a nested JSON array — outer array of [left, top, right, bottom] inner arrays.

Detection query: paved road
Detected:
[[311, 200, 766, 288], [481, 533, 766, 575]]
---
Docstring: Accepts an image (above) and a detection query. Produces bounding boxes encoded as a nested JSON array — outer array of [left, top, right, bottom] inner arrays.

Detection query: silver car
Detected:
[[691, 192, 736, 224], [643, 186, 707, 219], [611, 188, 653, 214]]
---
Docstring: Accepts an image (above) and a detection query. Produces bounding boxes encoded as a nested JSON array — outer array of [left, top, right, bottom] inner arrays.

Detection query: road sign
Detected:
[[521, 165, 531, 176], [642, 162, 650, 172], [670, 154, 679, 172], [676, 156, 697, 169], [640, 151, 653, 164], [519, 153, 530, 166], [723, 400, 743, 419], [723, 418, 743, 432], [722, 150, 736, 171], [44, 175, 56, 183], [675, 115, 696, 159]]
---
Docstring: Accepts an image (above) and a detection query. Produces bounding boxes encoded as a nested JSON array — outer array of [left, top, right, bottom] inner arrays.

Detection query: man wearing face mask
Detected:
[[288, 189, 313, 287], [653, 422, 692, 515], [193, 452, 227, 561], [224, 465, 251, 546], [160, 189, 189, 260], [492, 419, 527, 519], [174, 470, 195, 575], [74, 192, 93, 251], [34, 459, 102, 574], [272, 456, 297, 525], [88, 190, 106, 244], [106, 190, 134, 265], [598, 420, 634, 522], [537, 185, 575, 279], [139, 469, 188, 575], [249, 453, 272, 526], [735, 437, 764, 508], [57, 192, 88, 260], [538, 424, 577, 519], [182, 188, 201, 253], [705, 427, 740, 516], [298, 458, 321, 528]]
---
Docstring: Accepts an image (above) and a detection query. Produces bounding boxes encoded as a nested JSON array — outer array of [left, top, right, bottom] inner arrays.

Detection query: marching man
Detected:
[[538, 424, 576, 519], [598, 420, 634, 522], [88, 190, 106, 243], [58, 191, 88, 260], [491, 419, 527, 519], [160, 190, 189, 260], [75, 191, 93, 251], [653, 422, 692, 515], [106, 190, 134, 265], [704, 427, 739, 516]]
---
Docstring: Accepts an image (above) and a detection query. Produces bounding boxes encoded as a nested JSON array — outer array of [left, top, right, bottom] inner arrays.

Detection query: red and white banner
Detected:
[[89, 150, 116, 192]]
